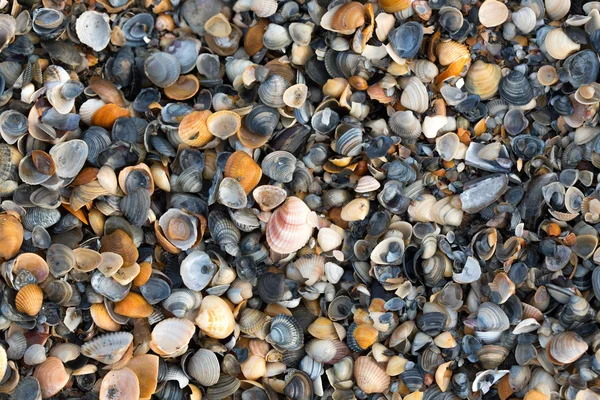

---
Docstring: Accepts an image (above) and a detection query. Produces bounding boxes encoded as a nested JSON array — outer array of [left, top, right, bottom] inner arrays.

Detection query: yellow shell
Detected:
[[195, 295, 235, 339], [178, 110, 214, 147], [464, 60, 502, 100], [436, 40, 470, 66], [15, 284, 43, 317], [331, 2, 365, 33], [114, 292, 153, 318]]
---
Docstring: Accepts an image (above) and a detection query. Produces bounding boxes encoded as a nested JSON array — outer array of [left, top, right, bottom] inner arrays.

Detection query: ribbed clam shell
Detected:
[[206, 374, 240, 400], [499, 71, 534, 106], [354, 356, 391, 394], [245, 105, 280, 137], [401, 77, 428, 113], [257, 272, 285, 303], [258, 74, 290, 108], [22, 207, 60, 231], [6, 332, 27, 360], [261, 151, 297, 183], [23, 344, 46, 365], [292, 254, 325, 286], [151, 318, 195, 356], [208, 210, 241, 257], [195, 295, 235, 339], [33, 357, 69, 398], [187, 349, 220, 386], [81, 332, 133, 365], [546, 331, 588, 364], [409, 59, 439, 83], [162, 289, 202, 318], [334, 126, 363, 157], [267, 314, 304, 351], [305, 339, 349, 364], [266, 196, 313, 254], [390, 110, 422, 142], [262, 24, 292, 50], [144, 52, 181, 88], [238, 308, 270, 338]]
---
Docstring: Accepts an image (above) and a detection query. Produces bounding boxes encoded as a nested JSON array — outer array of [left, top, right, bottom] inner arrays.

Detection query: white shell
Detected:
[[512, 7, 537, 34], [75, 11, 111, 52], [401, 77, 428, 114]]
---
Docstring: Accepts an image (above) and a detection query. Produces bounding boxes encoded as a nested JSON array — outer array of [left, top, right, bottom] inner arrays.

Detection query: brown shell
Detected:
[[244, 19, 269, 57], [178, 110, 214, 147], [354, 356, 390, 394], [100, 229, 139, 267], [0, 211, 23, 260], [91, 104, 130, 130], [224, 151, 263, 195], [88, 76, 126, 107], [90, 303, 121, 332], [114, 292, 153, 318], [32, 150, 56, 176], [331, 2, 365, 32], [132, 261, 152, 287], [15, 284, 43, 317]]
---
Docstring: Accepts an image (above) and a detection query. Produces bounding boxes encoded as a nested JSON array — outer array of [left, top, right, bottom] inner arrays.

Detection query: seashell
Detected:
[[100, 368, 139, 400], [205, 374, 240, 400], [157, 209, 198, 251], [187, 349, 220, 386], [390, 111, 422, 142], [144, 52, 181, 88], [0, 110, 28, 145], [207, 110, 241, 140], [354, 356, 390, 394], [305, 339, 350, 364], [206, 24, 242, 56], [512, 7, 537, 33], [204, 13, 231, 37], [401, 77, 429, 113], [545, 0, 570, 20], [178, 110, 213, 147], [546, 331, 587, 365], [195, 295, 235, 339], [91, 104, 130, 130], [283, 84, 309, 109], [261, 151, 296, 184], [15, 284, 43, 317], [81, 332, 133, 364], [435, 40, 470, 66], [100, 229, 138, 267], [46, 243, 76, 278], [330, 2, 365, 34], [409, 60, 439, 83], [267, 314, 304, 351], [33, 357, 69, 398], [90, 303, 121, 331], [465, 61, 502, 100], [76, 11, 111, 52], [292, 255, 325, 286], [439, 6, 464, 33], [162, 289, 202, 318], [479, 0, 509, 27], [150, 318, 195, 356], [208, 211, 241, 257], [24, 344, 46, 366], [253, 185, 287, 211], [238, 308, 270, 338], [164, 75, 200, 101], [545, 28, 581, 60], [180, 251, 215, 291], [388, 22, 424, 59], [114, 292, 153, 318]]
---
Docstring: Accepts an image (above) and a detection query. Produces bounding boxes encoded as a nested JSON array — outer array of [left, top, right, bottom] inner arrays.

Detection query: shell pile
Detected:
[[0, 0, 600, 399]]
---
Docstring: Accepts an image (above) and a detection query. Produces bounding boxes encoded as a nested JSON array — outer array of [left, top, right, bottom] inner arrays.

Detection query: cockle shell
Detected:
[[266, 196, 313, 254], [195, 295, 235, 339]]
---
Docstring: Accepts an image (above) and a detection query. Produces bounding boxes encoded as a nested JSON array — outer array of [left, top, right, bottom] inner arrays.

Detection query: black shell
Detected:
[[499, 71, 534, 105]]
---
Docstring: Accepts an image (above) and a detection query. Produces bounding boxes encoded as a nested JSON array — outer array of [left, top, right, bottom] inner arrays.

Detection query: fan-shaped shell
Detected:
[[266, 196, 313, 254], [15, 284, 43, 317], [465, 61, 502, 100], [178, 110, 213, 147], [81, 332, 133, 365], [223, 151, 262, 195], [100, 229, 138, 267], [401, 77, 428, 113], [144, 52, 181, 88], [354, 356, 390, 394], [187, 349, 220, 386], [150, 318, 195, 356], [33, 357, 69, 398], [100, 368, 139, 400]]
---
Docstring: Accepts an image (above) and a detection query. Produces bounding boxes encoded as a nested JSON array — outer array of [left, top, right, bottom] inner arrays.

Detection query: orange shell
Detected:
[[244, 19, 269, 57], [90, 303, 121, 332], [100, 229, 139, 267], [100, 367, 140, 400], [331, 2, 365, 32], [32, 150, 56, 176], [132, 261, 153, 287], [164, 74, 200, 101], [33, 357, 70, 398], [91, 104, 130, 130], [15, 284, 43, 316], [223, 151, 263, 195], [114, 293, 153, 318], [0, 212, 23, 260], [353, 323, 379, 349], [71, 167, 100, 186], [378, 0, 411, 12], [125, 355, 159, 399], [178, 110, 214, 147]]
